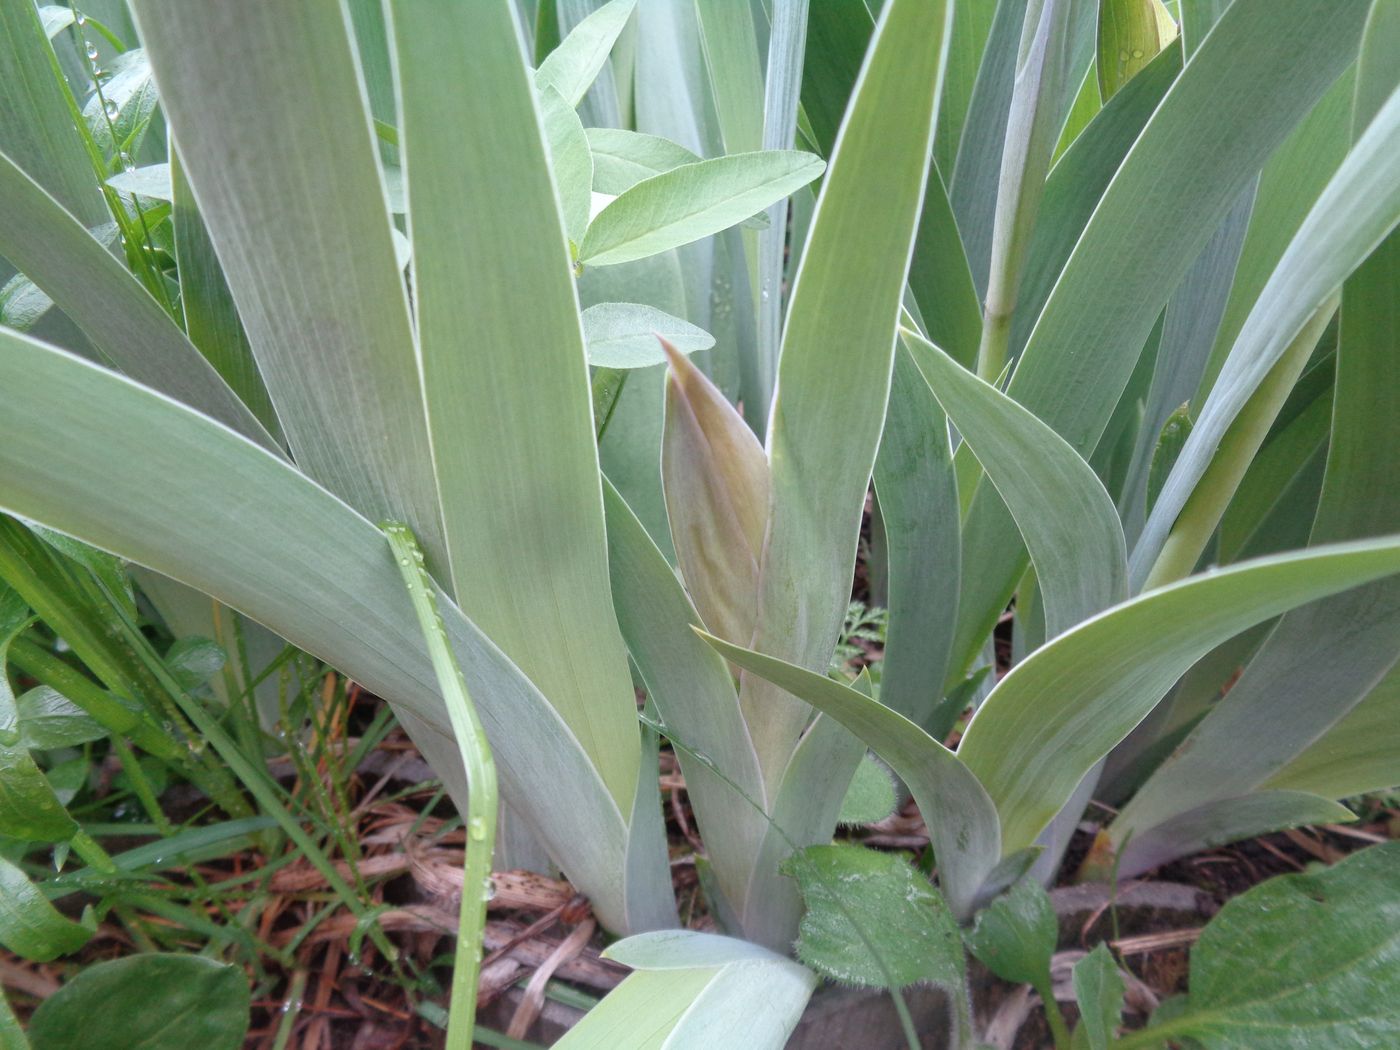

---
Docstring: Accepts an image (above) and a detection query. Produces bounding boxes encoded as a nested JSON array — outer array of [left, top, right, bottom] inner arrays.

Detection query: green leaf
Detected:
[[535, 0, 636, 108], [1116, 791, 1354, 879], [783, 843, 964, 991], [1134, 85, 1400, 583], [0, 981, 28, 1050], [1072, 943, 1124, 1050], [578, 150, 825, 266], [838, 753, 898, 826], [871, 345, 962, 733], [1097, 0, 1178, 100], [582, 303, 714, 368], [134, 0, 447, 570], [976, 0, 1080, 380], [0, 328, 643, 934], [163, 637, 226, 691], [0, 0, 104, 223], [391, 0, 654, 834], [538, 84, 594, 244], [950, 0, 1370, 681], [1115, 85, 1400, 846], [28, 954, 249, 1050], [956, 535, 1400, 857], [586, 127, 700, 194], [700, 631, 1001, 921], [1140, 842, 1400, 1048], [1146, 404, 1192, 515], [1264, 661, 1400, 800], [17, 687, 107, 750], [602, 481, 766, 943], [1008, 40, 1180, 363], [903, 328, 1127, 637], [0, 856, 90, 962], [105, 162, 172, 200], [557, 931, 815, 1050], [754, 0, 815, 423], [0, 739, 78, 841], [170, 152, 281, 440], [908, 161, 983, 372], [745, 0, 952, 787], [0, 150, 276, 450], [963, 877, 1058, 988], [82, 49, 156, 158]]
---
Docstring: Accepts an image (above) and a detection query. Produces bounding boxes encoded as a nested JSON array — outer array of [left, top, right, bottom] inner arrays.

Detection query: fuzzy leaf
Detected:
[[964, 877, 1058, 988], [837, 753, 898, 826], [783, 843, 964, 991]]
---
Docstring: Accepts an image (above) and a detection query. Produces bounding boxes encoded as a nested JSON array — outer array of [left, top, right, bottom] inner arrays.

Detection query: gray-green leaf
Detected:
[[586, 128, 700, 194], [581, 302, 714, 368], [578, 151, 825, 266]]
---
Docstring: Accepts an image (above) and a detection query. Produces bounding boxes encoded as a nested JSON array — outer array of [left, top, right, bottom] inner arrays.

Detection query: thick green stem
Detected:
[[385, 524, 498, 1050], [1142, 297, 1337, 590], [975, 309, 1014, 382]]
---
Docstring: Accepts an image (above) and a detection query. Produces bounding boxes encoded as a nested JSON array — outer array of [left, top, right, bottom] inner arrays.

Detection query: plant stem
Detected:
[[975, 308, 1013, 382], [1038, 977, 1072, 1050], [385, 524, 498, 1050], [1141, 296, 1336, 591], [891, 987, 921, 1050]]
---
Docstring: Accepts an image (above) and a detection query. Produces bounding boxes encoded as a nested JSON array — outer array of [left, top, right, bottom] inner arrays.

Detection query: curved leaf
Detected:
[[0, 151, 275, 450], [1116, 791, 1354, 880], [745, 0, 952, 786], [1139, 843, 1400, 1049], [0, 856, 90, 962], [558, 931, 814, 1050], [578, 150, 825, 266], [700, 630, 1001, 920], [28, 954, 249, 1050], [903, 328, 1126, 637], [957, 536, 1400, 855], [0, 329, 646, 932]]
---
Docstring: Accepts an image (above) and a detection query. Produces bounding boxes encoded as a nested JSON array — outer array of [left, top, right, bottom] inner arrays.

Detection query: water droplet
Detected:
[[84, 39, 98, 60], [75, 11, 87, 25], [399, 556, 410, 566], [119, 151, 134, 172], [1131, 48, 1145, 58], [468, 816, 486, 841], [482, 876, 497, 903], [1119, 50, 1130, 62], [103, 98, 118, 118]]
